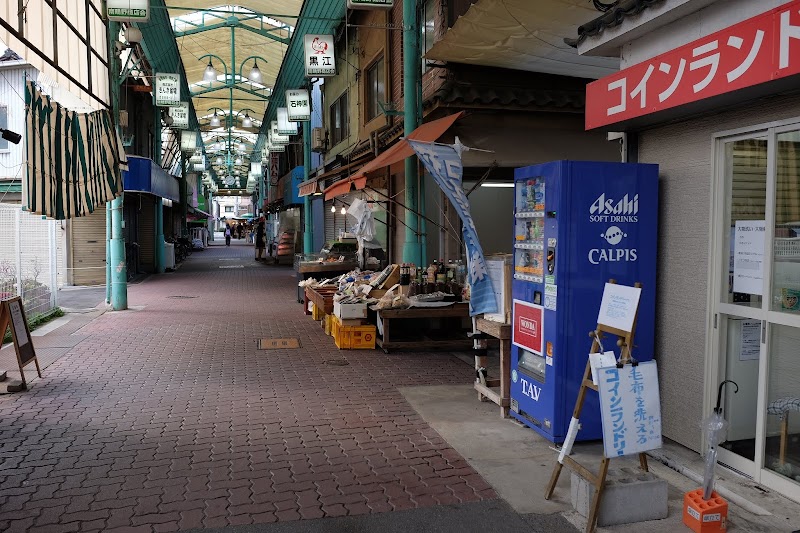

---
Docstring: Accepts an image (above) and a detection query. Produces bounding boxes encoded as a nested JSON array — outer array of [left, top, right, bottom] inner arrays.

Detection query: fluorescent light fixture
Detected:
[[480, 182, 514, 188]]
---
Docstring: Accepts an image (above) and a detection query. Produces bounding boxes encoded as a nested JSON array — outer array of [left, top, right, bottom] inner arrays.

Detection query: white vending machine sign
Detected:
[[733, 220, 766, 296], [155, 73, 180, 107], [597, 360, 662, 457]]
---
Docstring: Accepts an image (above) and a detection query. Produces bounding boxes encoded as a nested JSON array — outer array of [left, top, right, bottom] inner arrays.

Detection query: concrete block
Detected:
[[5, 379, 25, 393], [571, 467, 668, 527]]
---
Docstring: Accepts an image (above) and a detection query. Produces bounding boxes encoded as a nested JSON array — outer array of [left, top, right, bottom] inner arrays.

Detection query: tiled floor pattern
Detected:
[[0, 242, 495, 532]]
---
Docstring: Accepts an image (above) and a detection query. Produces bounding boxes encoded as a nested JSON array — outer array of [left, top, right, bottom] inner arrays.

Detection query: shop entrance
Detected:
[[710, 120, 800, 501]]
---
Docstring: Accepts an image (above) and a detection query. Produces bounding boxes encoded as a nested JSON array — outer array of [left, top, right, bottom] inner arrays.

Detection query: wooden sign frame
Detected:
[[0, 297, 41, 387], [544, 280, 647, 533]]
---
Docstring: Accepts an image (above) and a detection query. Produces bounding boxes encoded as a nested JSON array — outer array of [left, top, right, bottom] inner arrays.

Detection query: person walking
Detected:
[[255, 218, 266, 260], [224, 225, 231, 246]]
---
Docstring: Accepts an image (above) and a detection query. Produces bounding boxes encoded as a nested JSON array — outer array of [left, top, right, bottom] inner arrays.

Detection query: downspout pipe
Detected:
[[402, 0, 421, 265], [108, 20, 127, 310]]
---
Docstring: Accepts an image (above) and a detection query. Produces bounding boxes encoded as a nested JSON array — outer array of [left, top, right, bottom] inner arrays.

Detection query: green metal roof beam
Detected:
[[172, 14, 290, 44], [191, 82, 271, 101]]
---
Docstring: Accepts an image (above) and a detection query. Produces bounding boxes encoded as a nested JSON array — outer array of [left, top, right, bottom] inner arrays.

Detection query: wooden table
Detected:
[[474, 318, 512, 418], [376, 303, 473, 353]]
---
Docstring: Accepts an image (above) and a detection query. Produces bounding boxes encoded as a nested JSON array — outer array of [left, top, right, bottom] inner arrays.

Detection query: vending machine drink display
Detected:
[[510, 161, 659, 443]]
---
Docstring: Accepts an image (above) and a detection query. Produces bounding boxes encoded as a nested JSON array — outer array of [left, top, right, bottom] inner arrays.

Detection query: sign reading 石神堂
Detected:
[[286, 89, 311, 121], [107, 0, 150, 21], [303, 35, 336, 77], [586, 0, 800, 129], [155, 73, 180, 107]]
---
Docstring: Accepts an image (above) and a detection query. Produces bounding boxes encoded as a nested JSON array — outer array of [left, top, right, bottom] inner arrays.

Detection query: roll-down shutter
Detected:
[[69, 206, 106, 286]]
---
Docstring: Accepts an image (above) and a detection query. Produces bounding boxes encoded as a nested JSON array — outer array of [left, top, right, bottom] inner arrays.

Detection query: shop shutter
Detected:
[[325, 199, 336, 243], [138, 195, 155, 272], [69, 206, 106, 286], [324, 193, 357, 244]]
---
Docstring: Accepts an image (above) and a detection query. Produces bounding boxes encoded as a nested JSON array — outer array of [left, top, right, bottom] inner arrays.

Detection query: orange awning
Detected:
[[323, 111, 465, 200]]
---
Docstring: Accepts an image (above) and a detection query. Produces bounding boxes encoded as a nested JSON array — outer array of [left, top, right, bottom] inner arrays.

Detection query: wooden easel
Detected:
[[544, 281, 647, 533], [0, 297, 41, 388]]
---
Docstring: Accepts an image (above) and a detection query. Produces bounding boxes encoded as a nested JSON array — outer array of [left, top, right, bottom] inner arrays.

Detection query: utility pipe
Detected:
[[303, 103, 313, 254], [108, 20, 127, 310], [402, 0, 421, 265]]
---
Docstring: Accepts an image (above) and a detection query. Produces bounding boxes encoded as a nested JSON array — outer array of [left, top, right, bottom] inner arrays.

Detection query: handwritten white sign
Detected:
[[733, 220, 766, 295], [8, 300, 28, 347], [598, 360, 662, 457], [597, 283, 641, 333]]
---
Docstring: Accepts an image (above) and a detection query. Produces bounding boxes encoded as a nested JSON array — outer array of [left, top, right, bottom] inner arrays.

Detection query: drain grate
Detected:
[[323, 359, 349, 366], [167, 295, 198, 299]]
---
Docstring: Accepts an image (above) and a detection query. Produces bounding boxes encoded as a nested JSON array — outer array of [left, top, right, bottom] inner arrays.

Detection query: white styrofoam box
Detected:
[[334, 301, 367, 320]]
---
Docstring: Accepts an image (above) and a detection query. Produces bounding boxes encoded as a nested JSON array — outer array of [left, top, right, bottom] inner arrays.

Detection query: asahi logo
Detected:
[[589, 193, 639, 223]]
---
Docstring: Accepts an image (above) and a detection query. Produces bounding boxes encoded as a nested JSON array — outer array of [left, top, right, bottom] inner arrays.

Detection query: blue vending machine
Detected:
[[509, 160, 658, 443]]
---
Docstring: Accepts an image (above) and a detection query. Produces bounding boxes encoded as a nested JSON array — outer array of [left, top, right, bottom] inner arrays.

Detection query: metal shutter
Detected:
[[138, 195, 155, 272], [69, 206, 106, 286]]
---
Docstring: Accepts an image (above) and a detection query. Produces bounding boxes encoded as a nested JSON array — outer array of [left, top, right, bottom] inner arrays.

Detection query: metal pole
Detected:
[[108, 20, 127, 310], [106, 200, 111, 303], [180, 151, 188, 236], [49, 220, 57, 309], [402, 0, 421, 265], [15, 208, 22, 298], [303, 119, 313, 254]]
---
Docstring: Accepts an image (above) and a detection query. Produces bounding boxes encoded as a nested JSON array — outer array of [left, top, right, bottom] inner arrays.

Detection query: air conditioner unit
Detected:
[[312, 127, 326, 152]]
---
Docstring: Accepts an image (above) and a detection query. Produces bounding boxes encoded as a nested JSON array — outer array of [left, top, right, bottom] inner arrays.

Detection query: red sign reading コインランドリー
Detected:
[[586, 1, 800, 129]]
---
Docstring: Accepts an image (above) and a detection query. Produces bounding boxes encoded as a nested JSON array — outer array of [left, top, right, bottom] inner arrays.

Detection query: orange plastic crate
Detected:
[[332, 316, 376, 349], [683, 489, 728, 533]]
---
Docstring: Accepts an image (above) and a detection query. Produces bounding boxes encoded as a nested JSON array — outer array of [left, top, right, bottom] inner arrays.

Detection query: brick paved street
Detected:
[[0, 241, 497, 532]]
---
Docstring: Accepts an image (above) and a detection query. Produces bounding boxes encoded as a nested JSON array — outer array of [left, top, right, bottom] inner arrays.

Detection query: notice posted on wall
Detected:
[[8, 300, 28, 347], [597, 360, 662, 457], [739, 320, 761, 361], [597, 283, 642, 333], [733, 220, 766, 295]]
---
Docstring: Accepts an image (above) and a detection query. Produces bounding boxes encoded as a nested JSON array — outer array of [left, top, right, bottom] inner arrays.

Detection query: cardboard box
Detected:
[[483, 254, 512, 323], [334, 301, 368, 320], [378, 264, 400, 289]]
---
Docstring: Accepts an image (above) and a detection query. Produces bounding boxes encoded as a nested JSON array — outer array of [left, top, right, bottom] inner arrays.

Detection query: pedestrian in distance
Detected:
[[225, 225, 231, 246], [255, 218, 266, 260]]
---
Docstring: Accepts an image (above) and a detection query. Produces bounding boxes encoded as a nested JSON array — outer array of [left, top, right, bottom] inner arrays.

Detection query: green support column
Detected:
[[105, 200, 111, 304], [402, 0, 422, 265], [108, 20, 127, 310], [303, 118, 313, 254], [110, 195, 128, 310], [180, 151, 188, 237]]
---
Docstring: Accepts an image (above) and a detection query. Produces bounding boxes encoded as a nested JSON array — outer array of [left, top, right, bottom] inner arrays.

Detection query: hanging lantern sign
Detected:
[[271, 121, 290, 145], [347, 0, 393, 8], [169, 102, 189, 129], [286, 89, 311, 121], [180, 131, 198, 152], [108, 0, 150, 21], [276, 108, 298, 135], [303, 35, 336, 77], [267, 132, 286, 153], [154, 73, 180, 107]]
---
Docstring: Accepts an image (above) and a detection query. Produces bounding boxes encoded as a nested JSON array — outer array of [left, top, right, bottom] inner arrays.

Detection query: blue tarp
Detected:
[[283, 166, 304, 205], [123, 156, 180, 202]]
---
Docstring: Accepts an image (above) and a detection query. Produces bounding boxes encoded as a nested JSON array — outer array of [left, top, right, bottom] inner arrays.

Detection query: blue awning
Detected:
[[123, 156, 180, 202]]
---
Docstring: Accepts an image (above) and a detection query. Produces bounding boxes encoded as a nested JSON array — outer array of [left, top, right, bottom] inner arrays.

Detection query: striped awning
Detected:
[[25, 81, 127, 220]]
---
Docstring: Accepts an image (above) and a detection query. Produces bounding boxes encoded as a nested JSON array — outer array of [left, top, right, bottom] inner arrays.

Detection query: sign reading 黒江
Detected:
[[286, 89, 311, 121], [169, 102, 189, 129], [598, 361, 662, 457], [107, 0, 150, 21], [587, 1, 800, 129], [155, 73, 180, 107], [303, 35, 336, 77]]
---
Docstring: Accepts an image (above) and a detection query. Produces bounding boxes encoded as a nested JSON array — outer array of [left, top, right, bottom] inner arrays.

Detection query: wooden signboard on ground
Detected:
[[0, 297, 41, 387]]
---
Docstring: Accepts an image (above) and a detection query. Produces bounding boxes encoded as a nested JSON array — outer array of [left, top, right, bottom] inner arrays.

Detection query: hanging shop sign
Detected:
[[286, 89, 311, 121], [180, 131, 198, 152], [303, 35, 336, 77], [107, 0, 150, 21], [154, 73, 180, 107], [169, 102, 189, 129], [270, 153, 280, 184], [298, 178, 319, 197], [586, 0, 800, 129], [347, 0, 393, 9], [276, 108, 299, 135], [271, 121, 290, 145]]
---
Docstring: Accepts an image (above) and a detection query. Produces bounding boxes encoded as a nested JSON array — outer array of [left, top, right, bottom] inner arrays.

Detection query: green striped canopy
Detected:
[[25, 81, 127, 220]]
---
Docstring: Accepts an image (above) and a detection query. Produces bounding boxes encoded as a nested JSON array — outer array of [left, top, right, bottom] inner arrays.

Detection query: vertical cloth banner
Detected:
[[25, 81, 127, 220], [407, 139, 496, 316]]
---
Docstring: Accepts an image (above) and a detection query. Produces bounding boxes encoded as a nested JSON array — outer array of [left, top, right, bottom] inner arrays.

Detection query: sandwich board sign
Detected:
[[0, 297, 41, 387]]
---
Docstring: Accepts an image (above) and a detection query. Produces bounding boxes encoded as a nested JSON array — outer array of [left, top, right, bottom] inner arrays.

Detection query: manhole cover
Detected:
[[323, 359, 349, 366], [167, 295, 198, 299], [258, 338, 301, 349]]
